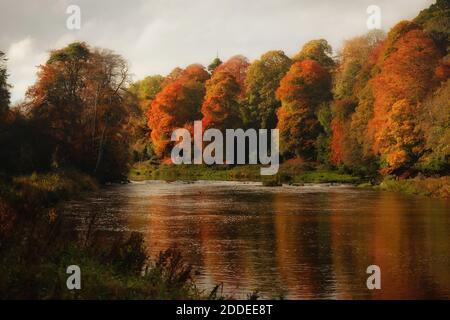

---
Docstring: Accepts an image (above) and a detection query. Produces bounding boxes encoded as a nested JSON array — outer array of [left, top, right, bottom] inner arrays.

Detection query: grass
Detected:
[[129, 160, 362, 185], [0, 234, 210, 299], [375, 175, 450, 199], [11, 169, 99, 205], [0, 169, 223, 300]]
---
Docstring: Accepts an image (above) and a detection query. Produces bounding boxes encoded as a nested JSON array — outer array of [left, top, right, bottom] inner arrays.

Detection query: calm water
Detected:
[[62, 180, 450, 299]]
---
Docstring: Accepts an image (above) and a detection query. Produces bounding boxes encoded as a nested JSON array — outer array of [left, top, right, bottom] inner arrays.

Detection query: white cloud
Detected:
[[7, 37, 47, 103]]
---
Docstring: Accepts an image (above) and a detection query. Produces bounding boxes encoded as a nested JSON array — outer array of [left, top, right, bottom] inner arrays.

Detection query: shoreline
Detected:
[[129, 162, 449, 199]]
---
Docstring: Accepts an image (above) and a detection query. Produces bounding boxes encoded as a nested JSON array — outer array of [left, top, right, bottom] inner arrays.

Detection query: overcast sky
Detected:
[[0, 0, 433, 103]]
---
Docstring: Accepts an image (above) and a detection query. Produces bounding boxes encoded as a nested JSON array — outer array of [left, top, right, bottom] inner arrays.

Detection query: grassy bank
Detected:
[[130, 161, 449, 199], [129, 160, 362, 184], [374, 176, 450, 199], [0, 169, 220, 299]]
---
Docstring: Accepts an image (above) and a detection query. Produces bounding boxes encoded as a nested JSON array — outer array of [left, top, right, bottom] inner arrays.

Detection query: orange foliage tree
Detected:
[[330, 31, 385, 168], [214, 55, 249, 94], [276, 60, 331, 159], [368, 21, 442, 155], [147, 64, 209, 157], [26, 42, 133, 180], [378, 99, 425, 174], [201, 69, 242, 131]]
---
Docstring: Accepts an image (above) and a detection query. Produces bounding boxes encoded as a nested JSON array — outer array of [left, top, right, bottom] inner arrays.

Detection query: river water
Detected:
[[62, 180, 450, 299]]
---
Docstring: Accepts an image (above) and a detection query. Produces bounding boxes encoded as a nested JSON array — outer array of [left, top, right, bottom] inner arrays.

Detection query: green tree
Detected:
[[293, 39, 335, 70], [207, 57, 222, 74], [244, 50, 292, 129], [418, 79, 450, 173], [128, 75, 164, 162], [414, 0, 450, 51]]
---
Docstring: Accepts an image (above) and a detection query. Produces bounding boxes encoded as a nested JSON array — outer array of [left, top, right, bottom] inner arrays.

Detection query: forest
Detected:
[[1, 1, 449, 185]]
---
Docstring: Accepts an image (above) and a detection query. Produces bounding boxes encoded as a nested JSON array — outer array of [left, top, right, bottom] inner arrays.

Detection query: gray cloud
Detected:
[[0, 0, 433, 102]]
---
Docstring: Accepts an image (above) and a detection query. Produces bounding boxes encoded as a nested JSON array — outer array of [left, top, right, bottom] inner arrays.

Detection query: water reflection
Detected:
[[62, 181, 450, 299]]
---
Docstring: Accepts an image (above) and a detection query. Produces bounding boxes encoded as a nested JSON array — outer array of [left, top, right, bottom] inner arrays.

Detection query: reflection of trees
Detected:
[[195, 191, 281, 297], [273, 191, 335, 298], [327, 190, 377, 299], [71, 183, 450, 299], [369, 193, 450, 299], [329, 191, 450, 299]]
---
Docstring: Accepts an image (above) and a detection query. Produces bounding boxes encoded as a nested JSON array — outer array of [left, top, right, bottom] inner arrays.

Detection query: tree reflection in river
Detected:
[[62, 181, 450, 299]]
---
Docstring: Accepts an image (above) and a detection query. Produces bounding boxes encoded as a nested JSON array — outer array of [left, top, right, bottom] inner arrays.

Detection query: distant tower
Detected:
[[208, 50, 223, 73]]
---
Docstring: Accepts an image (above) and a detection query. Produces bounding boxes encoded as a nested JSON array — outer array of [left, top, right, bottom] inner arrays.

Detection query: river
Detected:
[[62, 180, 450, 299]]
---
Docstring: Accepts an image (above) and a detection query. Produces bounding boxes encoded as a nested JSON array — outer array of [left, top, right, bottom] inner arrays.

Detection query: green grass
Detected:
[[376, 176, 449, 198], [0, 236, 210, 300], [0, 169, 98, 207], [129, 161, 361, 184]]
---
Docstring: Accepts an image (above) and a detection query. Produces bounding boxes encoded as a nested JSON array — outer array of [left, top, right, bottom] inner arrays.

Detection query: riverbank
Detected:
[[0, 169, 221, 299], [129, 160, 362, 184], [130, 161, 449, 199], [373, 175, 449, 199]]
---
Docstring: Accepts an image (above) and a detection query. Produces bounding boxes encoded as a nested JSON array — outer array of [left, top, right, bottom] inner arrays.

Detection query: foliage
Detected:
[[129, 161, 361, 184], [214, 55, 249, 94], [414, 0, 450, 51], [201, 69, 242, 130], [276, 60, 331, 159], [244, 50, 292, 128], [0, 0, 448, 193], [147, 64, 209, 157], [368, 22, 442, 158], [378, 99, 425, 175], [25, 42, 134, 182], [0, 172, 218, 299], [293, 39, 335, 69], [377, 175, 449, 198], [417, 79, 450, 173], [207, 57, 222, 73]]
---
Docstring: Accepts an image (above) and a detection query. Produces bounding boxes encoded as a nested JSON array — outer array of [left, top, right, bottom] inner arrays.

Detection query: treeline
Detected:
[[0, 43, 139, 181], [137, 0, 450, 177], [0, 0, 449, 181]]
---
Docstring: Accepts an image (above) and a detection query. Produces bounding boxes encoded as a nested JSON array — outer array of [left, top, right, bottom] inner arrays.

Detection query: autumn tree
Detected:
[[161, 67, 184, 88], [334, 30, 385, 99], [26, 42, 133, 181], [200, 55, 249, 134], [147, 64, 209, 157], [276, 60, 332, 159], [128, 75, 164, 162], [378, 99, 425, 175], [293, 39, 335, 70], [214, 55, 249, 93], [201, 69, 242, 131], [368, 21, 442, 159], [330, 31, 385, 169], [130, 75, 164, 105], [244, 50, 292, 129], [417, 79, 450, 173], [414, 0, 450, 51]]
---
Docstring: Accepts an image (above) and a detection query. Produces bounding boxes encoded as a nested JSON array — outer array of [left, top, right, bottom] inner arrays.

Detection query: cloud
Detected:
[[7, 37, 47, 103]]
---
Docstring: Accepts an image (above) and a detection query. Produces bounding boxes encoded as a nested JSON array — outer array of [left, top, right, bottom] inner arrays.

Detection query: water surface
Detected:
[[62, 180, 450, 299]]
